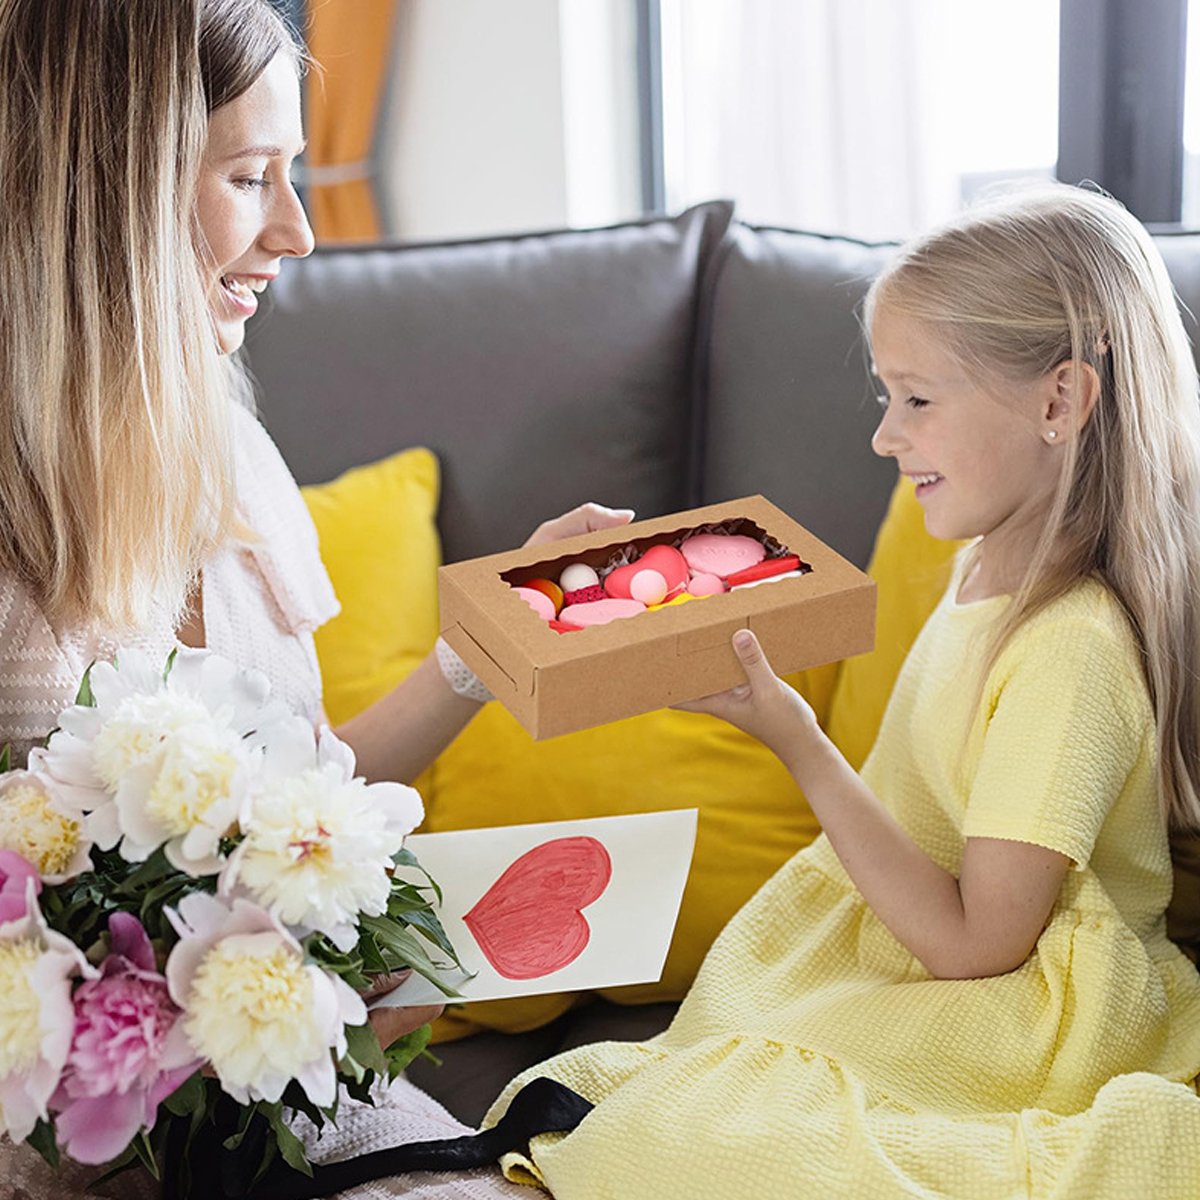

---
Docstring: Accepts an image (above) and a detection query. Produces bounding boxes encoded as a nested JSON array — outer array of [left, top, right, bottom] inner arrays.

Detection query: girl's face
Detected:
[[195, 52, 314, 355], [869, 303, 1059, 573]]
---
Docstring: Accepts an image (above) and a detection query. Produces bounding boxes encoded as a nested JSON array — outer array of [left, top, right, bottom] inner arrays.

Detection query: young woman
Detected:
[[0, 1, 625, 1195]]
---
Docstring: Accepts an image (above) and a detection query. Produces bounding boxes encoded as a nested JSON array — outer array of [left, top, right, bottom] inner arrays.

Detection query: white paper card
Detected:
[[373, 809, 698, 1007]]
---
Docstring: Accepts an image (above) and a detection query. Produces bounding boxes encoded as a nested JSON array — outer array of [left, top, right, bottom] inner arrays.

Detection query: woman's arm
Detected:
[[334, 502, 634, 784], [681, 631, 1069, 980]]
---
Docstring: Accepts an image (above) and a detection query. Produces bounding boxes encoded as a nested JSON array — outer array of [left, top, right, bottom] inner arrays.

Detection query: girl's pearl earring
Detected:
[[1046, 430, 1058, 442]]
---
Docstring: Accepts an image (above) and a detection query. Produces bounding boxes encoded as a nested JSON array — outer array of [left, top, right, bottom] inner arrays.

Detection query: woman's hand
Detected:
[[361, 971, 444, 1051], [522, 502, 635, 548], [676, 630, 818, 769]]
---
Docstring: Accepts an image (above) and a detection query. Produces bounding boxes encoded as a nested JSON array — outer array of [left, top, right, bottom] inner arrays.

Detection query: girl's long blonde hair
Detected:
[[865, 184, 1200, 831], [0, 0, 297, 636]]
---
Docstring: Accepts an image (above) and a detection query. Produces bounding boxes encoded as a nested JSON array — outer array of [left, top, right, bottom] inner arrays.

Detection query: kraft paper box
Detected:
[[438, 495, 876, 740]]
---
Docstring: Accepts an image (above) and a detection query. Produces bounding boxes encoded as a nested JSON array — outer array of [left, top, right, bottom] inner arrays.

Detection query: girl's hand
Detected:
[[677, 630, 818, 766], [362, 971, 444, 1050], [523, 502, 635, 548]]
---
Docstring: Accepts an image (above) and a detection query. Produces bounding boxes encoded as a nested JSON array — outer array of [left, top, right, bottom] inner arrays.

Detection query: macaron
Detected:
[[680, 532, 765, 578], [559, 598, 646, 627], [513, 586, 557, 622]]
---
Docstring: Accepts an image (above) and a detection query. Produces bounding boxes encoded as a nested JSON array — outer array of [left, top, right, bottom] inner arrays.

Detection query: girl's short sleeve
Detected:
[[962, 611, 1152, 870]]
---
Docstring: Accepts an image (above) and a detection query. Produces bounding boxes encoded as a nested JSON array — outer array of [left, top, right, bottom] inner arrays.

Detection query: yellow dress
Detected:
[[486, 578, 1200, 1198]]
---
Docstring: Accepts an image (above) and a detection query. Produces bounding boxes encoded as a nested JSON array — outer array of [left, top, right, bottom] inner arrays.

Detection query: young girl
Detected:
[[0, 1, 625, 1196], [483, 186, 1200, 1198]]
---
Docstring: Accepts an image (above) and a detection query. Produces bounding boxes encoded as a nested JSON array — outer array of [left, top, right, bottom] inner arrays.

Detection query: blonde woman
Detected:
[[483, 187, 1200, 1198], [0, 1, 626, 1196]]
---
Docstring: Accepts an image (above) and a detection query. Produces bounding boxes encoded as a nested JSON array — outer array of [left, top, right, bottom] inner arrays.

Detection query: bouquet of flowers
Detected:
[[0, 648, 461, 1196]]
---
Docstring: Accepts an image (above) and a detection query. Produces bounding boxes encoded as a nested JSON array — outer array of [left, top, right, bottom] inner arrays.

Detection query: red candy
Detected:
[[724, 555, 803, 588], [604, 544, 690, 600], [564, 584, 606, 605]]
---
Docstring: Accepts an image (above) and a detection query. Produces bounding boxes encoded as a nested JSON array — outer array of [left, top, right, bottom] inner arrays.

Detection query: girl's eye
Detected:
[[906, 396, 930, 409], [232, 177, 269, 192]]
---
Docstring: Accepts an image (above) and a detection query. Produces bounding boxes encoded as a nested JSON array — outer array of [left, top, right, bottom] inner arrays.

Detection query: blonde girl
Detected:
[[483, 186, 1200, 1200], [0, 1, 623, 1196]]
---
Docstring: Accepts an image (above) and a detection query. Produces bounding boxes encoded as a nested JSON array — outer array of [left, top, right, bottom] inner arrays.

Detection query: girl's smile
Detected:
[[869, 304, 1061, 596]]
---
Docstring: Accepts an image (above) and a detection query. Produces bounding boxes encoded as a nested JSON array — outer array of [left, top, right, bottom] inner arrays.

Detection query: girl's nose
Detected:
[[871, 402, 904, 459]]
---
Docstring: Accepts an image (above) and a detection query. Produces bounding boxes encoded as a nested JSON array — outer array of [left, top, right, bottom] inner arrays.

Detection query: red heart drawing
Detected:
[[463, 836, 613, 980]]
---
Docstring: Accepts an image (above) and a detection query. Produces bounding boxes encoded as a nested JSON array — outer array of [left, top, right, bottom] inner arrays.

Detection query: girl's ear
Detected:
[[1042, 360, 1101, 440]]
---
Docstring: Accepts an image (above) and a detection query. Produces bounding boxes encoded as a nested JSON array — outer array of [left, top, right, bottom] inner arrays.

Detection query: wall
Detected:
[[380, 0, 641, 242]]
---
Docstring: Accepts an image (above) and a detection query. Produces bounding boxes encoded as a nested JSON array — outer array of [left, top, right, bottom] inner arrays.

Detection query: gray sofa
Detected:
[[243, 201, 1200, 1124]]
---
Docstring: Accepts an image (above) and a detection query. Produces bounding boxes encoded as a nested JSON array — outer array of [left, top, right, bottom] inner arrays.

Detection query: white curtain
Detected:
[[660, 0, 1058, 241]]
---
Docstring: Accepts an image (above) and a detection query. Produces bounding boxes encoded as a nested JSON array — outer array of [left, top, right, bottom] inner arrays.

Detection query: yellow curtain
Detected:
[[305, 0, 398, 243]]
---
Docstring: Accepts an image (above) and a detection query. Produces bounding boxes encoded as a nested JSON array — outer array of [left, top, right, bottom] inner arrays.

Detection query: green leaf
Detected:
[[343, 1020, 388, 1076], [163, 646, 178, 681], [358, 916, 464, 996], [390, 848, 443, 905], [383, 1023, 433, 1079], [223, 1101, 261, 1152], [131, 1130, 160, 1181], [0, 743, 10, 773], [263, 1102, 313, 1177], [163, 1070, 205, 1118], [113, 847, 175, 896], [26, 1118, 59, 1169], [250, 1133, 279, 1187], [74, 662, 97, 708]]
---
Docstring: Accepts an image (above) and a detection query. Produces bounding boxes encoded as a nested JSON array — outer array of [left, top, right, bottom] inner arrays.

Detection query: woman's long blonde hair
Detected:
[[865, 184, 1200, 831], [0, 0, 297, 636]]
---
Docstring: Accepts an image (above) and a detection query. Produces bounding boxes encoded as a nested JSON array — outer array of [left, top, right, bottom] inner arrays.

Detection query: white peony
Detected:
[[40, 649, 288, 875], [0, 882, 95, 1142], [0, 762, 92, 883], [165, 893, 365, 1107], [221, 721, 423, 950]]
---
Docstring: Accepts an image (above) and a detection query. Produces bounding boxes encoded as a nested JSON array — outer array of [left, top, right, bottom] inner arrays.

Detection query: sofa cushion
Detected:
[[248, 200, 734, 564], [301, 447, 442, 728], [695, 224, 899, 569]]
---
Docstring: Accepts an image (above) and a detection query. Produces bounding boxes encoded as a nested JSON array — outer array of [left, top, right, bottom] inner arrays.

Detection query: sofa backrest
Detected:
[[246, 201, 731, 565], [246, 206, 1200, 572]]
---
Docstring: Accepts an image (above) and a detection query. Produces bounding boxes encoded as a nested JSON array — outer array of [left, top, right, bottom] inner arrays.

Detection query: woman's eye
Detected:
[[232, 177, 269, 192], [906, 396, 930, 409]]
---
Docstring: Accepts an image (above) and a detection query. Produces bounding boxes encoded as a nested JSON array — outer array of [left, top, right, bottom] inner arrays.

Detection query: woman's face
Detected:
[[195, 52, 314, 355]]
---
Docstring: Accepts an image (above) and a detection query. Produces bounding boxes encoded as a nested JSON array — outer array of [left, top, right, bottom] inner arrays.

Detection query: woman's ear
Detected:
[[1042, 360, 1101, 441]]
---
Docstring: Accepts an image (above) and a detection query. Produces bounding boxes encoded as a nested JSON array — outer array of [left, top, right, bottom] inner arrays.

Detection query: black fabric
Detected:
[[165, 1078, 591, 1200]]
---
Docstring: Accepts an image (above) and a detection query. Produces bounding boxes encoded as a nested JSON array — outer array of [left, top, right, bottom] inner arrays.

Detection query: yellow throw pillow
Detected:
[[301, 447, 441, 726], [826, 478, 960, 771]]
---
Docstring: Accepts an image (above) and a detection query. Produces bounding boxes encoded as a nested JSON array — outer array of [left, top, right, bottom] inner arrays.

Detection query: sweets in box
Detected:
[[438, 495, 876, 739]]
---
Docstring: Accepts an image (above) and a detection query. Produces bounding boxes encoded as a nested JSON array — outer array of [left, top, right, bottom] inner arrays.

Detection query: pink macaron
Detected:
[[559, 598, 646, 627], [679, 533, 765, 578]]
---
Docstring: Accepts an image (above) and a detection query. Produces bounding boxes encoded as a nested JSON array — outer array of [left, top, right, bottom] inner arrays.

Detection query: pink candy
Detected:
[[679, 533, 766, 578]]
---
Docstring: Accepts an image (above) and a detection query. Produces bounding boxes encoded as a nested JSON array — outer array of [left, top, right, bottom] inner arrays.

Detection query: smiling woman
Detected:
[[0, 1, 611, 1197], [197, 53, 315, 354]]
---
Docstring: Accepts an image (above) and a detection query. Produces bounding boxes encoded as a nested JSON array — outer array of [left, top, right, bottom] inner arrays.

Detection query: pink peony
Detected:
[[0, 850, 41, 926], [52, 912, 200, 1164]]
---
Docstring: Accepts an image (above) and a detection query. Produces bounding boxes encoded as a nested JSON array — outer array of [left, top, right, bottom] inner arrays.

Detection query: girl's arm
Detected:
[[682, 631, 1069, 980], [334, 502, 635, 784]]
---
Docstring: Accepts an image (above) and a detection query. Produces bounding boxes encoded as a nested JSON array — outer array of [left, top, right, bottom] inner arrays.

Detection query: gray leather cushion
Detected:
[[695, 225, 898, 569], [245, 202, 732, 563]]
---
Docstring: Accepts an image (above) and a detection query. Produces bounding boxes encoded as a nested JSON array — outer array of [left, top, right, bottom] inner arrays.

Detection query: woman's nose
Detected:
[[266, 183, 315, 259]]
